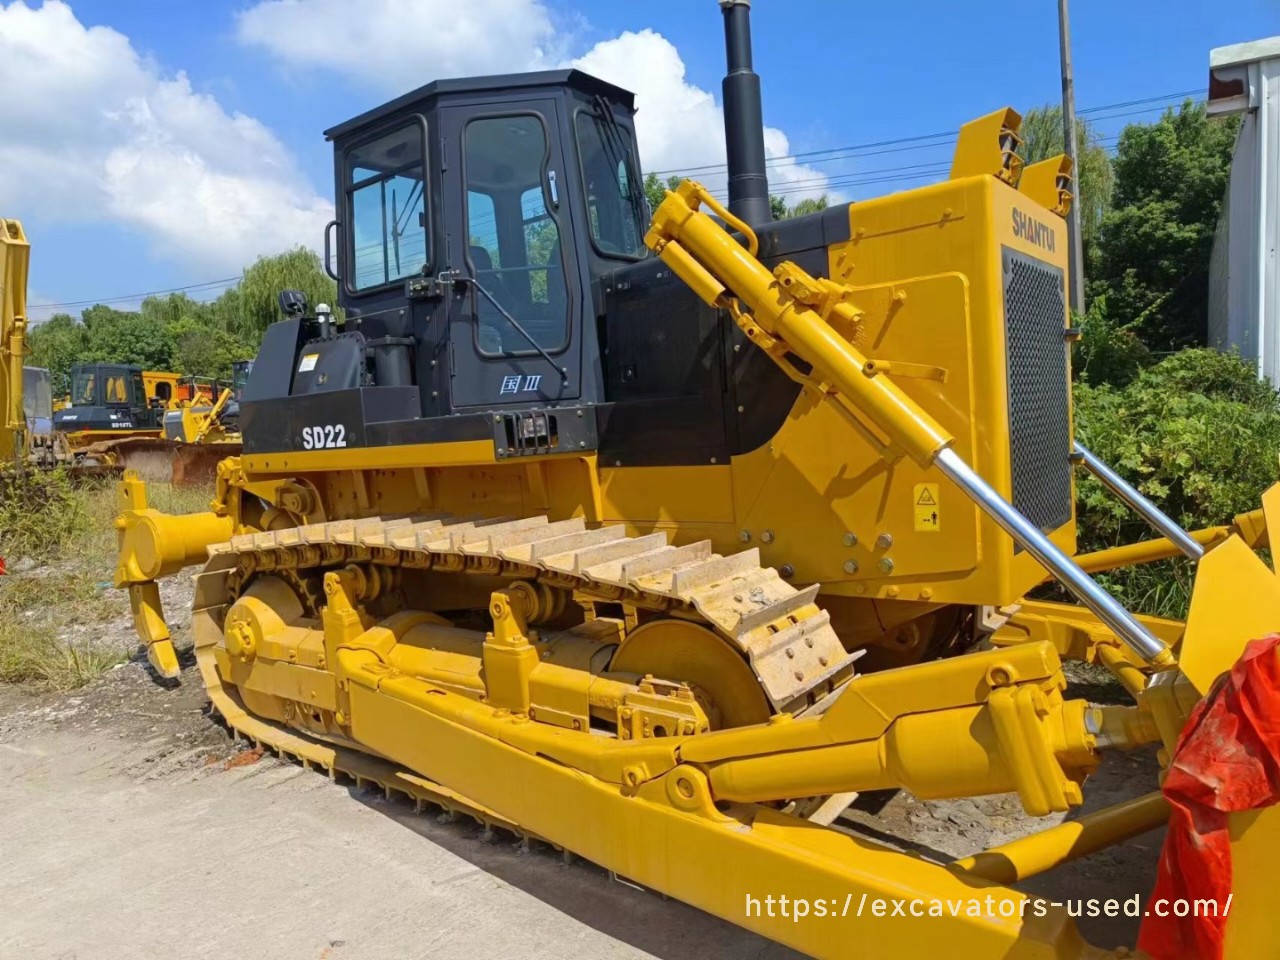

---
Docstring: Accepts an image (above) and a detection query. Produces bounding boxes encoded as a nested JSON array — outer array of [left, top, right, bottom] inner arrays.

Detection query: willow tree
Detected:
[[1018, 105, 1113, 250], [228, 247, 340, 340]]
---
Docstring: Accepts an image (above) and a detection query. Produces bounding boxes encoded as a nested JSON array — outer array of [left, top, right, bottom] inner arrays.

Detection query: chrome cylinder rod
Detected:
[[934, 447, 1169, 663], [1072, 443, 1204, 561]]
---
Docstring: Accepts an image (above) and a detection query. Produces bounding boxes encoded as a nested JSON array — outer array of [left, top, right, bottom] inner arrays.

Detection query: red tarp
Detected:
[[1139, 634, 1280, 960]]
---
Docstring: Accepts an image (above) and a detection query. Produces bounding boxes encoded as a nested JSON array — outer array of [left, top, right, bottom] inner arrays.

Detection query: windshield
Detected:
[[72, 369, 96, 406], [347, 123, 429, 291], [575, 107, 646, 258]]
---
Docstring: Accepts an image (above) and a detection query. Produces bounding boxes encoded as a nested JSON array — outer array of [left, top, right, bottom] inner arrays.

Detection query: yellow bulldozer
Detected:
[[113, 3, 1280, 956], [53, 364, 243, 482]]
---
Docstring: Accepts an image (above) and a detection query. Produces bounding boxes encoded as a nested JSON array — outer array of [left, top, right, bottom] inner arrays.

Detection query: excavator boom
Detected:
[[0, 218, 29, 464]]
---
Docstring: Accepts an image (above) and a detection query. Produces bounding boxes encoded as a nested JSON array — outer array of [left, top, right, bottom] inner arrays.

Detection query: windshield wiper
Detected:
[[391, 187, 401, 273], [592, 95, 648, 239], [450, 272, 569, 384]]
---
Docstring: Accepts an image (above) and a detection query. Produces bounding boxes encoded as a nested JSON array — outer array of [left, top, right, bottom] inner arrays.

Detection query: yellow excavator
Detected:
[[1, 217, 30, 467], [114, 3, 1280, 956]]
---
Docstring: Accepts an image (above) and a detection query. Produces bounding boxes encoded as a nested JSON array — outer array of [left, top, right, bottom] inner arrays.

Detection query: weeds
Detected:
[[0, 469, 92, 561], [0, 476, 213, 690], [0, 621, 133, 689]]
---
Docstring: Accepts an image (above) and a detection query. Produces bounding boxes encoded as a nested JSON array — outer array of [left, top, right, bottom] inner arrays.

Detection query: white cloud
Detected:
[[236, 0, 568, 94], [568, 30, 827, 201], [236, 1, 829, 202], [0, 1, 331, 273]]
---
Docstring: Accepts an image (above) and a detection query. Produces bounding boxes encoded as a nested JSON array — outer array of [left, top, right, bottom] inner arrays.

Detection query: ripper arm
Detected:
[[114, 472, 233, 678]]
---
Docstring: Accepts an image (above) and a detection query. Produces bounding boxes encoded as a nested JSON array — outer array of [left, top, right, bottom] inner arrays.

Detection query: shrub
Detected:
[[1072, 349, 1280, 616], [1071, 296, 1151, 388]]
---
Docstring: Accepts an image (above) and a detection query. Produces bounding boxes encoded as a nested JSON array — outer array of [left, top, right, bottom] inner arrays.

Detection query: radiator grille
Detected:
[[1003, 247, 1072, 535]]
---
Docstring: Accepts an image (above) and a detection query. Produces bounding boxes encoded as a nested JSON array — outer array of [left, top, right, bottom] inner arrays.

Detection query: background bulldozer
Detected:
[[53, 362, 243, 482], [114, 2, 1280, 956]]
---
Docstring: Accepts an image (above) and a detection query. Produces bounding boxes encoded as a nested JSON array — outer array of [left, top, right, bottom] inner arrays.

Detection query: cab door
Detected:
[[127, 370, 160, 429], [439, 101, 582, 408]]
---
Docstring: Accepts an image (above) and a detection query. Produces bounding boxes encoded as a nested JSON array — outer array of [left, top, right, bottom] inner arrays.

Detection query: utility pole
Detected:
[[1058, 0, 1086, 314]]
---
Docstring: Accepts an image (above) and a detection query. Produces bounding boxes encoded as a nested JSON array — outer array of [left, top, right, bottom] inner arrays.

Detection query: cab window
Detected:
[[347, 122, 429, 291], [463, 115, 568, 355], [73, 370, 96, 405], [575, 110, 645, 258], [22, 368, 52, 420], [105, 374, 128, 403], [521, 187, 557, 304]]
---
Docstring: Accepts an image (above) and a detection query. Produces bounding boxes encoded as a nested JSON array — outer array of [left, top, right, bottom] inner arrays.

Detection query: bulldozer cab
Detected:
[[70, 364, 143, 409], [57, 363, 162, 433], [323, 70, 644, 415]]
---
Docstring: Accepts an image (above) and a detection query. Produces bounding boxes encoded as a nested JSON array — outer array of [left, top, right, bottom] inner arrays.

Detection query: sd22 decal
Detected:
[[301, 424, 347, 450]]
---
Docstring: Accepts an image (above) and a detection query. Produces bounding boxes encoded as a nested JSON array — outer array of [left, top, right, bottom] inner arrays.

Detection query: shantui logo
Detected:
[[1011, 208, 1056, 252]]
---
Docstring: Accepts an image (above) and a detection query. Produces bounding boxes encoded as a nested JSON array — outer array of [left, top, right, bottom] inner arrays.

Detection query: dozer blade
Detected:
[[1180, 485, 1280, 695], [79, 437, 178, 483], [171, 441, 240, 486]]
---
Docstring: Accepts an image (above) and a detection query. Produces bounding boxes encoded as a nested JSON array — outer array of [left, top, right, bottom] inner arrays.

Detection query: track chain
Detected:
[[205, 512, 858, 709], [187, 513, 861, 854]]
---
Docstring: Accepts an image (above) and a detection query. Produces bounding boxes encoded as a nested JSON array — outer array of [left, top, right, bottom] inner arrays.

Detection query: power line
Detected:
[[36, 276, 240, 310], [40, 88, 1209, 307], [646, 88, 1206, 178]]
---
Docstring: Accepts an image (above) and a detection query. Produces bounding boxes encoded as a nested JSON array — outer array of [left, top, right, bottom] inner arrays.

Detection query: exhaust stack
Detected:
[[719, 0, 771, 226]]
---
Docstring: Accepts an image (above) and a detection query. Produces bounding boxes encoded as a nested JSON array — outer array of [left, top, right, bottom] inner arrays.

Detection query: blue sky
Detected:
[[2, 0, 1275, 320]]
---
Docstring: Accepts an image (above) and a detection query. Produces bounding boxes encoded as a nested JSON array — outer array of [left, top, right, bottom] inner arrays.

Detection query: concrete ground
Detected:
[[0, 567, 1160, 960], [0, 663, 799, 960]]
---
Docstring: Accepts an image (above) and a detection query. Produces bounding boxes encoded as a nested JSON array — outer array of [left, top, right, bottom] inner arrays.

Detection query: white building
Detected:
[[1207, 37, 1280, 380]]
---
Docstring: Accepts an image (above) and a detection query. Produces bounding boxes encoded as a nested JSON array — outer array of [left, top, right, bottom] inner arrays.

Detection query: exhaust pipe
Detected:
[[719, 0, 771, 226]]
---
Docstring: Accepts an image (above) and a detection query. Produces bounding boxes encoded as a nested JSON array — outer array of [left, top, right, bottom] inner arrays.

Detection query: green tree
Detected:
[[643, 172, 683, 215], [768, 194, 830, 220], [83, 311, 175, 370], [138, 292, 208, 329], [169, 319, 253, 380], [1072, 349, 1280, 616], [27, 313, 87, 395], [1071, 294, 1150, 387], [232, 247, 338, 340], [1089, 102, 1238, 350], [1018, 105, 1113, 250], [783, 195, 829, 219], [79, 304, 136, 331]]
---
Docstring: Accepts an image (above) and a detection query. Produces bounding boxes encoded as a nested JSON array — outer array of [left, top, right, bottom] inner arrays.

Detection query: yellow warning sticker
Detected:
[[913, 482, 940, 532]]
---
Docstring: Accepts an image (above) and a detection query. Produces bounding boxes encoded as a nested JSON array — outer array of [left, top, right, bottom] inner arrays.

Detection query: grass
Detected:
[[0, 472, 214, 690]]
